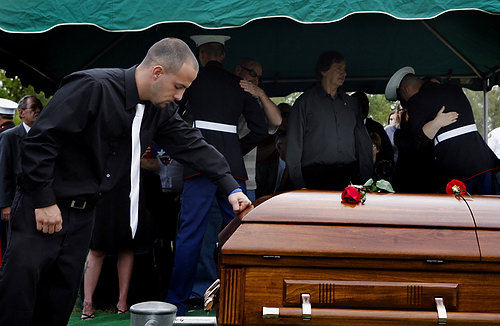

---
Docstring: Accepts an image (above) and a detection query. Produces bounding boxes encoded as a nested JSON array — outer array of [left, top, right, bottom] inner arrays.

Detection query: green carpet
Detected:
[[68, 309, 215, 325]]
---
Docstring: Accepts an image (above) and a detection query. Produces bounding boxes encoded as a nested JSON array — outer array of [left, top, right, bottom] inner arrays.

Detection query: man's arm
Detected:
[[240, 80, 282, 129], [154, 108, 250, 213], [285, 96, 306, 189], [353, 104, 374, 183], [22, 74, 101, 232]]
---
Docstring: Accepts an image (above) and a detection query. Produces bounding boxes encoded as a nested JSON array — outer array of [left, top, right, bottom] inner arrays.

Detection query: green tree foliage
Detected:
[[0, 69, 51, 124]]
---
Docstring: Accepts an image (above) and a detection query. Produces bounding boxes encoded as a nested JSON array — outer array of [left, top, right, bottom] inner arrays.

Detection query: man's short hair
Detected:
[[238, 57, 259, 67], [315, 51, 345, 80], [397, 73, 422, 100], [142, 38, 199, 73], [199, 42, 225, 59], [18, 95, 42, 110]]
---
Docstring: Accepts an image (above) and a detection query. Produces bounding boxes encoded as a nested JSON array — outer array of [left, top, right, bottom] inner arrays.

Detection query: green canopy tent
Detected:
[[0, 0, 499, 134]]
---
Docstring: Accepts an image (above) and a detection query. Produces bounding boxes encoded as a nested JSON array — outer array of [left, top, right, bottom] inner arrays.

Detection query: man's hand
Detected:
[[1, 206, 11, 221], [228, 191, 252, 215], [434, 106, 459, 128], [422, 106, 459, 139], [35, 204, 63, 234], [240, 80, 264, 99]]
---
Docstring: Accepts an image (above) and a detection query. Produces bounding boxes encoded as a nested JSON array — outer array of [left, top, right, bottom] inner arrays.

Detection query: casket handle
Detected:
[[261, 307, 500, 323], [435, 297, 447, 324], [302, 293, 311, 320]]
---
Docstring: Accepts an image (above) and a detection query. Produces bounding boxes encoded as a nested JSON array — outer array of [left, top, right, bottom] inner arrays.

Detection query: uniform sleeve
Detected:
[[21, 74, 101, 208], [239, 93, 269, 156], [285, 96, 306, 189], [154, 108, 240, 196], [0, 133, 14, 208]]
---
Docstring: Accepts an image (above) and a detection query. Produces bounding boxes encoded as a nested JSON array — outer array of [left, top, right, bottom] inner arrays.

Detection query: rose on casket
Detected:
[[341, 178, 394, 204], [341, 186, 362, 204], [446, 179, 470, 197]]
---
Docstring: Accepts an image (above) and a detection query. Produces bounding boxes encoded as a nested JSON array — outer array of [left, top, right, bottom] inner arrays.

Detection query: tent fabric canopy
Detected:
[[0, 0, 498, 32], [0, 0, 499, 96]]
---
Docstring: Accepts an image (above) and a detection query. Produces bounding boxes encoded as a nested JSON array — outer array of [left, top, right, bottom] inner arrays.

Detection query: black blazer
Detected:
[[181, 61, 268, 180], [0, 124, 26, 208]]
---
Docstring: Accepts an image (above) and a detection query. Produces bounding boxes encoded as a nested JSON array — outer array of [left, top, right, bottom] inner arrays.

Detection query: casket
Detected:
[[218, 190, 500, 325]]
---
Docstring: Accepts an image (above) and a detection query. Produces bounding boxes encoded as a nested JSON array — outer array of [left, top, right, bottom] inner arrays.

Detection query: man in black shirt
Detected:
[[286, 51, 373, 190], [0, 38, 251, 326]]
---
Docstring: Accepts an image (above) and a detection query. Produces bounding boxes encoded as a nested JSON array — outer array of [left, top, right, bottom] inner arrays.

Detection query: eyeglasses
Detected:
[[240, 66, 262, 79]]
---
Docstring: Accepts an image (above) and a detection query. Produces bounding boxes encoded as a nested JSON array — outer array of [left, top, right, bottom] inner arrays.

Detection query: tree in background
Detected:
[[0, 69, 51, 124]]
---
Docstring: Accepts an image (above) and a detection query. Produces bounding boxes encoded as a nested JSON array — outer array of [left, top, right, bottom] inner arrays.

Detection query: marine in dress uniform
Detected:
[[386, 67, 499, 194], [0, 38, 251, 326], [166, 35, 268, 315]]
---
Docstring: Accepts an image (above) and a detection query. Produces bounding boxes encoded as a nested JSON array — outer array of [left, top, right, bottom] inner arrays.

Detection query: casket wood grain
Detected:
[[219, 191, 500, 325]]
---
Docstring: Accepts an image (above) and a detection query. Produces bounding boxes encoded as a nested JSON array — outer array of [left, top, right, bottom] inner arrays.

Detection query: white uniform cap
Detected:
[[385, 66, 415, 101], [0, 98, 18, 115], [190, 35, 230, 47]]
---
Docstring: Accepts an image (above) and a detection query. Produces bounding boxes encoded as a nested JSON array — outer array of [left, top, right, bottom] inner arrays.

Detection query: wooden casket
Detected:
[[218, 190, 500, 325]]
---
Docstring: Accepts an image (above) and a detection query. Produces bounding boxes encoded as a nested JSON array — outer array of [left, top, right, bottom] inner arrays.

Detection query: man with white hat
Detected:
[[0, 98, 17, 134], [385, 67, 499, 194], [166, 35, 268, 315]]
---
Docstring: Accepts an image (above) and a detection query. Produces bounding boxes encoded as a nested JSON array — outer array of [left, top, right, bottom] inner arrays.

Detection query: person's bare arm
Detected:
[[422, 106, 459, 139], [240, 80, 282, 128]]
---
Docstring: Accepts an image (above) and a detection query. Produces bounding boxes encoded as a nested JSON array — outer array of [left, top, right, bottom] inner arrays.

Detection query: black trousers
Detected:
[[0, 192, 95, 326]]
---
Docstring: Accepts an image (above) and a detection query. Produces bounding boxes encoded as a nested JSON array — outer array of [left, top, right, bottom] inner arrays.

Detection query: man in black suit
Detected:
[[0, 96, 42, 222], [0, 96, 42, 260]]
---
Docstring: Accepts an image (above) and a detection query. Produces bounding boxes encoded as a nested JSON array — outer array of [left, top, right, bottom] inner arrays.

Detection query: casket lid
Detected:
[[221, 191, 496, 262], [242, 190, 476, 228]]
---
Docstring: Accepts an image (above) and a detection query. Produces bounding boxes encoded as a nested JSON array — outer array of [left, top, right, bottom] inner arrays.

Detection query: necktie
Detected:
[[130, 103, 145, 238]]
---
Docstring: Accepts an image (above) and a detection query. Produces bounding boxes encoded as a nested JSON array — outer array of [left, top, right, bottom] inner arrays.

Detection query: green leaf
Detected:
[[363, 178, 374, 187], [376, 179, 395, 193]]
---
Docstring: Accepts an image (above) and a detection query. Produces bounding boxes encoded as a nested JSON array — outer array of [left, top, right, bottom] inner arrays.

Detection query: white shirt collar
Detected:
[[22, 122, 31, 133]]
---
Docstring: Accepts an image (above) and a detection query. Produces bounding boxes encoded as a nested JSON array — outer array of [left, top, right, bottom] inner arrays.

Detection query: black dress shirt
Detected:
[[21, 66, 240, 208], [286, 85, 373, 188]]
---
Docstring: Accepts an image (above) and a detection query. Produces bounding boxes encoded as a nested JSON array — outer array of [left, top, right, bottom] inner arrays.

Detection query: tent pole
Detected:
[[80, 34, 128, 70], [0, 46, 56, 83], [483, 79, 489, 140], [421, 21, 483, 79]]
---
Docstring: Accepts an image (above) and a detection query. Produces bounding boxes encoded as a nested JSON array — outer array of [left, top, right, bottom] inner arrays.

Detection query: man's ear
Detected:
[[152, 65, 164, 80]]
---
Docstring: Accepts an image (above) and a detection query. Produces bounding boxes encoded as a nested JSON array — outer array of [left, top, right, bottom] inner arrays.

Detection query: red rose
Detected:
[[341, 186, 361, 204], [446, 179, 466, 195]]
